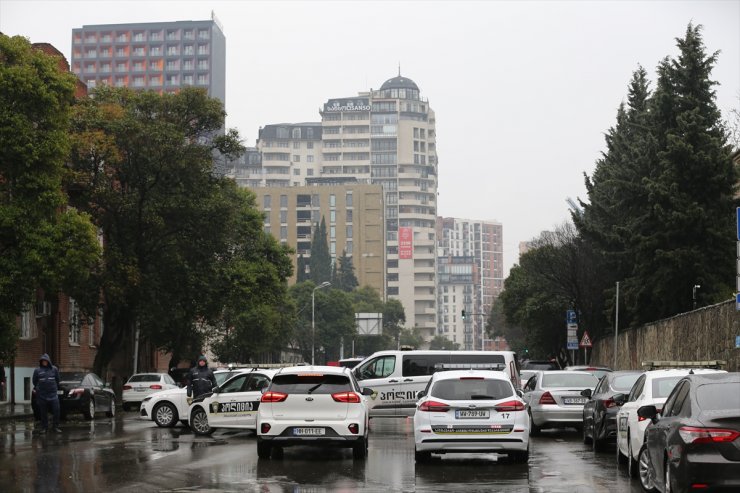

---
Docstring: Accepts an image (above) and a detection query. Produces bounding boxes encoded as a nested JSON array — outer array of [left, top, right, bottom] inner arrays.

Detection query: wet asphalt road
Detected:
[[0, 414, 644, 493]]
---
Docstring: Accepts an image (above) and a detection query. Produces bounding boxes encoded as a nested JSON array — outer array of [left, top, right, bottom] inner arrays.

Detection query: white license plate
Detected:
[[293, 427, 325, 436], [563, 397, 587, 404], [136, 387, 146, 392], [455, 410, 490, 419], [57, 390, 64, 395]]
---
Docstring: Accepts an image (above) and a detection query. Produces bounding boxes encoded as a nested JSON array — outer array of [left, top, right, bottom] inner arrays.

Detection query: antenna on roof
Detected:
[[398, 62, 401, 76]]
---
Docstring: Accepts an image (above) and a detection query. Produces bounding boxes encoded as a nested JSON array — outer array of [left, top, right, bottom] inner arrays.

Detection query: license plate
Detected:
[[136, 387, 146, 392], [563, 397, 587, 404], [293, 427, 325, 436], [455, 409, 490, 419], [57, 390, 64, 395]]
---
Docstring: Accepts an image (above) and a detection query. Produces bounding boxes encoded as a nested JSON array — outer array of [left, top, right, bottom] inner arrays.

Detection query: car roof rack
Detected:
[[641, 360, 726, 370], [433, 363, 507, 371]]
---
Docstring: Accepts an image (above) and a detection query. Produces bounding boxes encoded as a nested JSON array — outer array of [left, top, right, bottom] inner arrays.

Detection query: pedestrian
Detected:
[[32, 354, 61, 433], [0, 362, 6, 401], [186, 355, 217, 405]]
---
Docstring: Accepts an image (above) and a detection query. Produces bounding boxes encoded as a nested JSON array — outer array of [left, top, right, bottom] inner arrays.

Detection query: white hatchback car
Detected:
[[615, 368, 725, 478], [413, 370, 529, 463], [256, 366, 373, 460], [122, 373, 178, 411], [140, 368, 252, 427]]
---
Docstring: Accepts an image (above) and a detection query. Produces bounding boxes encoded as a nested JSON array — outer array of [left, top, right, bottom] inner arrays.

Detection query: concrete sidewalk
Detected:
[[0, 403, 35, 420]]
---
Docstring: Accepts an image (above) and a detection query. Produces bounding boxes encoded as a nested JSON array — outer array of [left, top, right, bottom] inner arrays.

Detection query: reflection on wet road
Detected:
[[0, 415, 644, 492]]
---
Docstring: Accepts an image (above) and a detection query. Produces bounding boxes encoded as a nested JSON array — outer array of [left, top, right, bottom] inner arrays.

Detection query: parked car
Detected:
[[122, 373, 178, 411], [521, 360, 559, 371], [522, 370, 598, 434], [413, 370, 529, 463], [189, 369, 278, 436], [615, 368, 725, 479], [564, 365, 612, 380], [638, 373, 740, 493], [581, 370, 642, 451], [257, 366, 372, 460], [140, 367, 254, 427], [57, 372, 116, 420]]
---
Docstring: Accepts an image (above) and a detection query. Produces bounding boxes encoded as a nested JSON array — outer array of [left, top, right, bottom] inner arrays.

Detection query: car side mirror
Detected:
[[212, 386, 220, 394], [612, 393, 626, 405], [416, 390, 426, 399], [362, 388, 374, 396], [637, 405, 658, 421], [516, 389, 524, 398], [580, 388, 592, 398]]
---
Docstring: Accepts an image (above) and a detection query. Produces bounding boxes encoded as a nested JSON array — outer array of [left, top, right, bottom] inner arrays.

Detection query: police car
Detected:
[[189, 368, 278, 436]]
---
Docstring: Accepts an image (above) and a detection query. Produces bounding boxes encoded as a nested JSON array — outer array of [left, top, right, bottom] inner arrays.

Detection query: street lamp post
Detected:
[[693, 284, 701, 310], [312, 281, 331, 365]]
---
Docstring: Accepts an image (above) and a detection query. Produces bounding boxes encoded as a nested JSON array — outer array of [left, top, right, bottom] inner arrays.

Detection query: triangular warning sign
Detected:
[[579, 331, 592, 348]]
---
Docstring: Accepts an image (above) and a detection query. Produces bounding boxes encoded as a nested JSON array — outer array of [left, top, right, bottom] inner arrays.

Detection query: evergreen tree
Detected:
[[296, 254, 308, 282], [308, 217, 332, 284], [334, 250, 359, 292]]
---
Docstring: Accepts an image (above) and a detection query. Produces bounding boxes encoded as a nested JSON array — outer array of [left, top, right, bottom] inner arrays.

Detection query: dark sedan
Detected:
[[581, 370, 642, 451], [639, 372, 740, 493], [58, 372, 116, 420]]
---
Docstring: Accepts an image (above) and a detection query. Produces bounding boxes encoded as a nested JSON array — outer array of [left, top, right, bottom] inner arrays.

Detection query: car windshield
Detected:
[[270, 374, 352, 395], [127, 374, 161, 383], [523, 362, 558, 370], [696, 382, 740, 411], [59, 372, 85, 383], [652, 376, 683, 398], [611, 374, 642, 392], [542, 373, 598, 388], [431, 378, 513, 401], [215, 372, 236, 385]]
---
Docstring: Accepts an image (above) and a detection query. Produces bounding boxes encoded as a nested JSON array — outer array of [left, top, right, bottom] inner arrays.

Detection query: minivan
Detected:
[[353, 350, 521, 417]]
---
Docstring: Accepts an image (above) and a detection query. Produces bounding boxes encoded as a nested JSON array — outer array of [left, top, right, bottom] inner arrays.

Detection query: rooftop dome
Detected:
[[380, 75, 419, 91]]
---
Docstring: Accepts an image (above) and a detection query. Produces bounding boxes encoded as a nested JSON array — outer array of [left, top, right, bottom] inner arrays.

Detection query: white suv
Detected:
[[615, 368, 725, 478], [256, 366, 373, 460]]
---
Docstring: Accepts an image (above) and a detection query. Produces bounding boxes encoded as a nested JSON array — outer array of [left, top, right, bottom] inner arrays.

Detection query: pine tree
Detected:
[[334, 250, 359, 292], [296, 254, 308, 282], [308, 217, 332, 284]]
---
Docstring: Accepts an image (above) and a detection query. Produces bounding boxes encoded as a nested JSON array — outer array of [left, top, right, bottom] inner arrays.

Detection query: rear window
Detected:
[[542, 373, 598, 388], [523, 361, 558, 370], [128, 374, 161, 383], [652, 377, 682, 398], [696, 382, 740, 411], [612, 374, 642, 392], [431, 379, 513, 401], [402, 354, 506, 376], [60, 372, 85, 383], [271, 374, 352, 395]]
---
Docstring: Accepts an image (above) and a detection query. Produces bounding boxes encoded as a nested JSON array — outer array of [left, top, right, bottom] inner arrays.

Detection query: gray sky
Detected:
[[2, 0, 739, 276]]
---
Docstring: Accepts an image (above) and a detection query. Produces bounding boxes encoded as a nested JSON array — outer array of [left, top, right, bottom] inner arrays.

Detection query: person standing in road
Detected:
[[32, 354, 61, 433], [186, 355, 217, 405]]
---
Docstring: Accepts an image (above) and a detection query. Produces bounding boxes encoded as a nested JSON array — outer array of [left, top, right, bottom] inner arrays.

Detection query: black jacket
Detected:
[[32, 354, 60, 400], [187, 365, 217, 398]]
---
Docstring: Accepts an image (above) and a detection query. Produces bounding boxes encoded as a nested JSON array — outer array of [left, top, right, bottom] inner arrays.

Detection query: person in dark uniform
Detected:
[[32, 354, 61, 433], [186, 355, 217, 404]]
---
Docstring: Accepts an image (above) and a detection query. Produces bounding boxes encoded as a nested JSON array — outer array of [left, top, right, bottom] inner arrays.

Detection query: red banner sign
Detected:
[[399, 227, 413, 259]]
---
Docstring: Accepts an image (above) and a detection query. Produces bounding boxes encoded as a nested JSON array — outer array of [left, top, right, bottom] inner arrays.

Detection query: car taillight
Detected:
[[495, 400, 525, 412], [604, 398, 617, 409], [418, 400, 450, 412], [122, 385, 132, 390], [348, 423, 359, 434], [68, 388, 84, 397], [150, 384, 162, 390], [678, 426, 740, 444], [331, 392, 361, 403], [260, 391, 288, 403], [539, 392, 556, 405], [260, 423, 271, 434]]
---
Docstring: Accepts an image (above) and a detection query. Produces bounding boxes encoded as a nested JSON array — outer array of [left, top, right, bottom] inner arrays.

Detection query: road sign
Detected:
[[736, 294, 740, 311], [736, 208, 740, 241], [567, 341, 579, 350], [579, 331, 593, 348], [736, 335, 740, 349], [566, 310, 577, 324]]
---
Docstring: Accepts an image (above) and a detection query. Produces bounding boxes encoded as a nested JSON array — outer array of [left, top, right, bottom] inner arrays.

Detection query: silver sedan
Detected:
[[522, 371, 598, 434]]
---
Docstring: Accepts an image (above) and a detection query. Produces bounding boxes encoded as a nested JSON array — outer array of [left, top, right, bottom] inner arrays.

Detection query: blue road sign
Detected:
[[566, 310, 577, 324], [736, 335, 740, 349], [737, 208, 740, 241], [567, 341, 579, 350], [736, 294, 740, 311]]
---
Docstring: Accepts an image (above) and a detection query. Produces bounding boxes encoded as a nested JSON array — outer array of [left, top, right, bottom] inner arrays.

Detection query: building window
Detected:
[[280, 226, 288, 240], [293, 142, 300, 149], [197, 74, 208, 85], [293, 168, 300, 175], [312, 194, 320, 207], [420, 129, 426, 139], [330, 194, 336, 207], [307, 155, 314, 163], [198, 29, 210, 39], [292, 155, 300, 162], [346, 225, 353, 238], [292, 128, 301, 139], [346, 241, 353, 254], [330, 210, 336, 223], [330, 241, 336, 255], [306, 127, 314, 139], [280, 210, 288, 223], [20, 307, 36, 340], [69, 298, 81, 345], [346, 210, 353, 222], [280, 195, 288, 208], [307, 168, 314, 175], [197, 44, 209, 55], [183, 75, 194, 85], [307, 141, 314, 149], [184, 45, 194, 55], [263, 195, 271, 208]]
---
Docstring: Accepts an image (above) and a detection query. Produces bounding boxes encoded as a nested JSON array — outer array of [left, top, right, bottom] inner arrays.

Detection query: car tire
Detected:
[[529, 411, 542, 436], [627, 435, 638, 478], [105, 400, 116, 418], [638, 444, 657, 492], [592, 426, 605, 452], [414, 449, 431, 463], [190, 407, 213, 436], [257, 440, 272, 459], [510, 448, 529, 463], [153, 402, 178, 428], [352, 437, 367, 460], [83, 398, 95, 421]]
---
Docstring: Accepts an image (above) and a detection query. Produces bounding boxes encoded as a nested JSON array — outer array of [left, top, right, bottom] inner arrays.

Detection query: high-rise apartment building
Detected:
[[71, 17, 225, 105], [437, 217, 504, 350]]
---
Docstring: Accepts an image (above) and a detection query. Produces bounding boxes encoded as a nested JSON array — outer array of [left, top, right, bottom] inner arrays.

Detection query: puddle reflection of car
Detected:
[[522, 371, 598, 434]]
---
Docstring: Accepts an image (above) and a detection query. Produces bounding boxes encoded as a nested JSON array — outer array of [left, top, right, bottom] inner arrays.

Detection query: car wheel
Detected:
[[257, 439, 272, 459], [592, 424, 605, 452], [105, 399, 116, 418], [83, 398, 95, 421], [510, 448, 529, 463], [638, 445, 657, 492], [529, 411, 542, 436], [190, 407, 213, 436], [153, 402, 178, 428], [352, 437, 367, 460], [582, 421, 592, 445], [627, 435, 638, 478], [414, 449, 431, 463]]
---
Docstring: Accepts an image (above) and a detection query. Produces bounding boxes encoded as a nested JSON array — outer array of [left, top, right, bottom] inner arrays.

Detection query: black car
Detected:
[[581, 370, 642, 451], [521, 360, 559, 370], [58, 372, 116, 420], [638, 372, 740, 493]]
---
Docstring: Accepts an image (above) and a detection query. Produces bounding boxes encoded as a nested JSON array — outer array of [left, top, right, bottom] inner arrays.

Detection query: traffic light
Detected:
[[461, 309, 466, 320]]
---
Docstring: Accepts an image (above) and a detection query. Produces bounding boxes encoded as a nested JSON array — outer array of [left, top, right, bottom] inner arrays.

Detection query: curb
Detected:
[[0, 412, 35, 421]]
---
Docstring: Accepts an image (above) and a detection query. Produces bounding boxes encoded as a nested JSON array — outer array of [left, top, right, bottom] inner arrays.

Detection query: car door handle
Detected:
[[403, 379, 413, 382], [388, 379, 399, 383]]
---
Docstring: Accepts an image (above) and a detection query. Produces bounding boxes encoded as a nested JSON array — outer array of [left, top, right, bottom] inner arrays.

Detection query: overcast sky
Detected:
[[2, 0, 739, 276]]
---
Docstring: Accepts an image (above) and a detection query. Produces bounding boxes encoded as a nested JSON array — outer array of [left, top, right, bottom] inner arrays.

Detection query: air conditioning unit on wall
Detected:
[[35, 301, 51, 317]]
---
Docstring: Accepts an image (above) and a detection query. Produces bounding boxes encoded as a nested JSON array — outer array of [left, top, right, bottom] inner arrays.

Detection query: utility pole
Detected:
[[311, 281, 331, 365], [614, 282, 619, 370]]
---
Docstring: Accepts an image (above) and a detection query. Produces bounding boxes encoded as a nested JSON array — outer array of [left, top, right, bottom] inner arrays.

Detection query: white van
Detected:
[[353, 350, 521, 417]]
